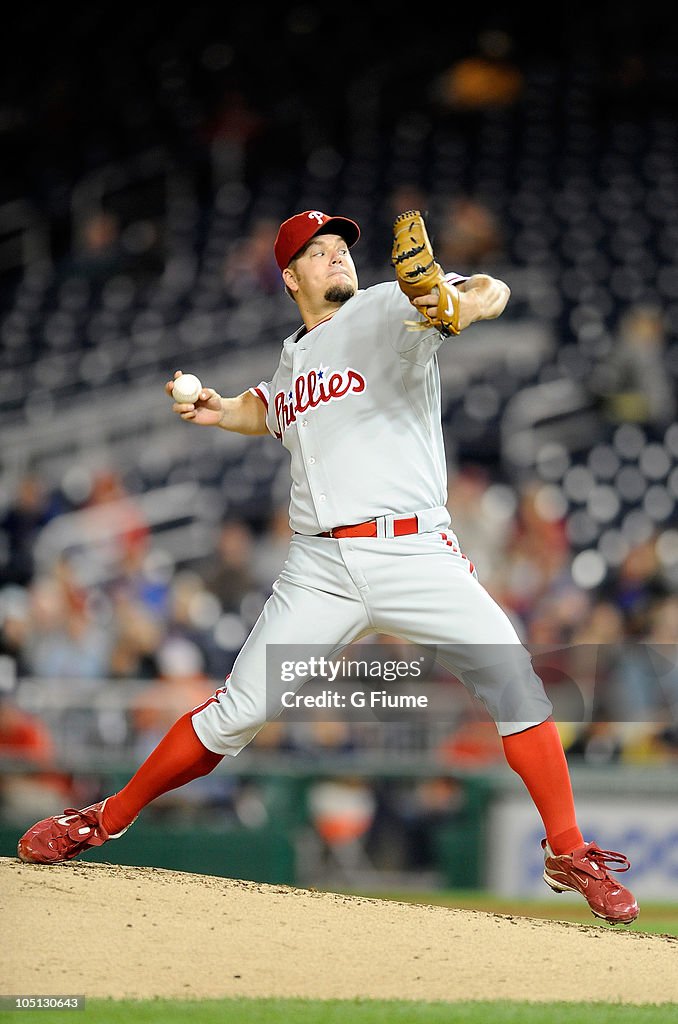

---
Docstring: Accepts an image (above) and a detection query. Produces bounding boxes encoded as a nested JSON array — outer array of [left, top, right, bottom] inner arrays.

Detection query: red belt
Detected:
[[318, 515, 419, 539]]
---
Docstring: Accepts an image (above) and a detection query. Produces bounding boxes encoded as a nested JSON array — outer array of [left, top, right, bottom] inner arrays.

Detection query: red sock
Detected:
[[101, 712, 223, 835], [501, 718, 583, 855]]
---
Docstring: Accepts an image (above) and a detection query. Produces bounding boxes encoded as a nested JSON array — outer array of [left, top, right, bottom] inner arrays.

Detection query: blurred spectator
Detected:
[[204, 87, 265, 186], [645, 594, 678, 645], [526, 584, 593, 646], [131, 635, 214, 755], [249, 719, 294, 753], [251, 504, 293, 593], [0, 694, 74, 818], [387, 183, 429, 221], [130, 634, 233, 816], [570, 599, 626, 724], [112, 543, 173, 620], [107, 593, 163, 680], [607, 594, 678, 728], [0, 474, 54, 587], [571, 599, 626, 647], [394, 776, 467, 870], [541, 636, 627, 763], [590, 304, 676, 434], [0, 586, 31, 678], [163, 570, 224, 677], [22, 560, 111, 681], [488, 479, 570, 628], [610, 534, 665, 635], [66, 210, 127, 284], [446, 464, 513, 581], [306, 777, 377, 877], [68, 207, 164, 285], [84, 469, 150, 563], [45, 467, 152, 592], [565, 596, 678, 764], [285, 717, 356, 758], [199, 518, 258, 612], [432, 28, 524, 112], [0, 694, 55, 764], [436, 712, 505, 767], [221, 217, 281, 299], [435, 195, 505, 270]]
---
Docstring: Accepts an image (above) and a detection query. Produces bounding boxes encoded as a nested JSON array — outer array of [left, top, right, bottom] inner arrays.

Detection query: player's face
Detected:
[[288, 233, 358, 304]]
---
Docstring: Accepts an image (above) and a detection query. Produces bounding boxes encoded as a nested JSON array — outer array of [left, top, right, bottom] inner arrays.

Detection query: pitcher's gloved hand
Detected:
[[391, 210, 461, 335]]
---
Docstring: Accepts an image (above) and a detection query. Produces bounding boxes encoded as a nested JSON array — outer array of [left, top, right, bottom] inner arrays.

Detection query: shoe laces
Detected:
[[579, 842, 631, 876], [62, 806, 99, 826], [59, 805, 103, 841]]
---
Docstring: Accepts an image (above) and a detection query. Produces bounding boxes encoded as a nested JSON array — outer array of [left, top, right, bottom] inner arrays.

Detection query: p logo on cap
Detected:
[[274, 211, 361, 271]]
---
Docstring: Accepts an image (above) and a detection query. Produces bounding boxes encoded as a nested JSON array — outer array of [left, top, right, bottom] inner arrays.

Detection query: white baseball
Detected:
[[172, 373, 203, 404]]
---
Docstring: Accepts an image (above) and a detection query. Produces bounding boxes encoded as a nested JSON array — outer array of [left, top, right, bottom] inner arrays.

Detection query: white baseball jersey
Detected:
[[249, 278, 466, 536], [191, 275, 553, 755]]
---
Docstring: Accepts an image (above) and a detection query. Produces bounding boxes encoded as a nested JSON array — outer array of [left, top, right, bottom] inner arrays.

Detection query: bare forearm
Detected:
[[457, 274, 511, 327], [217, 391, 269, 435]]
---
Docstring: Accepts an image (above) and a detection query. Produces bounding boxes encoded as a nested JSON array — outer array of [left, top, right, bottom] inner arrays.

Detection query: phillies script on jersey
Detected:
[[273, 366, 366, 437]]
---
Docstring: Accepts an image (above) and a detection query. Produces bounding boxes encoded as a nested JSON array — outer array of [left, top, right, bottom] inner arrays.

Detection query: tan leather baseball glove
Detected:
[[391, 210, 461, 335]]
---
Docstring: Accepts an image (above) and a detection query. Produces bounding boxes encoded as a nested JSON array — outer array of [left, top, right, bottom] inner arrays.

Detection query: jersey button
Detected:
[[319, 494, 327, 502], [301, 419, 308, 427], [308, 457, 316, 465]]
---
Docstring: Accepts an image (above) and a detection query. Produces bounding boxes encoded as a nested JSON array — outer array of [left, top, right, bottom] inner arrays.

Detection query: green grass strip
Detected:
[[2, 998, 676, 1024]]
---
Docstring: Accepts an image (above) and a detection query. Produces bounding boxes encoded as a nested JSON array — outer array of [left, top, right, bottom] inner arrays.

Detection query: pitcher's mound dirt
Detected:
[[2, 857, 675, 1004]]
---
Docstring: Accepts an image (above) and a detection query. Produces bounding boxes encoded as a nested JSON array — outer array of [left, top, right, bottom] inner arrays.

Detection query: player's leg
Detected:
[[102, 564, 365, 830], [362, 533, 638, 923], [16, 711, 222, 864], [17, 536, 368, 864], [358, 532, 553, 728], [188, 536, 369, 757]]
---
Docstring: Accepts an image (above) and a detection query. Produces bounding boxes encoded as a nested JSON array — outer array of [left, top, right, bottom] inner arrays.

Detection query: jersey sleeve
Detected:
[[249, 381, 270, 408], [248, 381, 278, 437], [386, 274, 469, 361], [444, 272, 469, 287]]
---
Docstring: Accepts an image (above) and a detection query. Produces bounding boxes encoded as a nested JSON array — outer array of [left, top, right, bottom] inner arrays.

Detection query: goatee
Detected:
[[324, 282, 355, 304]]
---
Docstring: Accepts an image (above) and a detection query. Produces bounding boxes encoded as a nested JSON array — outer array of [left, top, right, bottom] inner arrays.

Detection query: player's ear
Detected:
[[282, 267, 299, 293]]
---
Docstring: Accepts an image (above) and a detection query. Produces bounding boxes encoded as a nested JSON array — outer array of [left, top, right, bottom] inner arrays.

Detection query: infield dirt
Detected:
[[2, 856, 676, 1004]]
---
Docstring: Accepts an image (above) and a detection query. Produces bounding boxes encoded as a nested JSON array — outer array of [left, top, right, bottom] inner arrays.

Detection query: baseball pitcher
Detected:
[[18, 210, 638, 926]]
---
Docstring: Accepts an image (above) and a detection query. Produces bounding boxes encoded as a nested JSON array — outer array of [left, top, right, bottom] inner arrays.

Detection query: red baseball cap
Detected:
[[274, 210, 361, 271]]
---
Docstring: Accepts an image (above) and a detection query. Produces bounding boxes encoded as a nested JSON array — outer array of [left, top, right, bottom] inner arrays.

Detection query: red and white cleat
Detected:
[[17, 800, 132, 865], [542, 838, 639, 925]]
